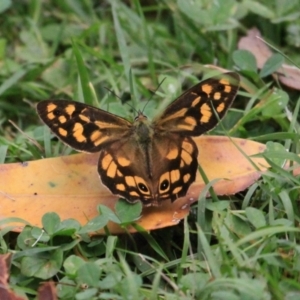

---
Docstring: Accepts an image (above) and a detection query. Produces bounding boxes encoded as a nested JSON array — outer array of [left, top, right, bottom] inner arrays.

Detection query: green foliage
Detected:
[[1, 0, 300, 299]]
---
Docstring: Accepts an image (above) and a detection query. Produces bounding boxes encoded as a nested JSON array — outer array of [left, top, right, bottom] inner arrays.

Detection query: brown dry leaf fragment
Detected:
[[238, 27, 272, 69], [274, 65, 300, 90], [37, 282, 57, 300], [0, 254, 10, 287], [0, 254, 26, 300], [238, 27, 300, 90], [0, 136, 267, 234]]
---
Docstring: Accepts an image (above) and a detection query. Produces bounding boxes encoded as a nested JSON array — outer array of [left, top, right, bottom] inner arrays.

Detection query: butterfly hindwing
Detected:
[[36, 100, 132, 152], [154, 72, 240, 136], [97, 132, 198, 206]]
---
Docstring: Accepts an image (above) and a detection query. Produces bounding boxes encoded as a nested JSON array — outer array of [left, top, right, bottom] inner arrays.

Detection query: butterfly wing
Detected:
[[150, 134, 198, 204], [154, 72, 240, 136], [36, 72, 240, 206], [36, 100, 132, 152], [98, 132, 198, 206]]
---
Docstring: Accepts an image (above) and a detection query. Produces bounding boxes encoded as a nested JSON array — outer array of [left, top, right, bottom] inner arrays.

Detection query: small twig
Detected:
[[8, 119, 44, 152]]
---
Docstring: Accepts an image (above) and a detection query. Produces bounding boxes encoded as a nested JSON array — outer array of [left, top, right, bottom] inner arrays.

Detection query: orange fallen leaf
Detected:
[[238, 27, 300, 90], [0, 136, 267, 233]]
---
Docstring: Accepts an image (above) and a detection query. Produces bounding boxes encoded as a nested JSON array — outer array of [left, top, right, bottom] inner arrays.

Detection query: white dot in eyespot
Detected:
[[189, 197, 194, 202]]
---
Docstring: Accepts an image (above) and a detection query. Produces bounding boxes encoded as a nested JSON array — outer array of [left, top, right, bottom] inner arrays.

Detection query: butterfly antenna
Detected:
[[141, 77, 166, 113], [104, 87, 138, 114]]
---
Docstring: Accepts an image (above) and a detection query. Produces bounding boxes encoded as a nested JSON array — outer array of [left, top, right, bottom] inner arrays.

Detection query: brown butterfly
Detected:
[[36, 72, 240, 206]]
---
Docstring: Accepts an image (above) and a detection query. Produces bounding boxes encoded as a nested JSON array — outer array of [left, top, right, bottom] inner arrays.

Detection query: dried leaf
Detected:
[[0, 254, 11, 286], [0, 136, 267, 233], [238, 28, 272, 69], [238, 27, 300, 90], [37, 282, 57, 300], [0, 254, 26, 300]]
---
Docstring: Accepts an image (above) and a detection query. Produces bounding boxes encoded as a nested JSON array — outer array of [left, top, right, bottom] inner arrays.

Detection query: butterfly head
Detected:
[[134, 110, 148, 122]]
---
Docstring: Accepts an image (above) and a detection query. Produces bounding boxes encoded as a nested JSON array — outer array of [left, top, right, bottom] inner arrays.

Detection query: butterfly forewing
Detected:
[[154, 72, 240, 136], [37, 100, 132, 153]]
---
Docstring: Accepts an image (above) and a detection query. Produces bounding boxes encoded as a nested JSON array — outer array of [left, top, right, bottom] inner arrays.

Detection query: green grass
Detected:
[[1, 0, 300, 299]]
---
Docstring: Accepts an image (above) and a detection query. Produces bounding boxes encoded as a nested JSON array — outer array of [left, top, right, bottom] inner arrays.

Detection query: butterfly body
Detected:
[[37, 72, 240, 206]]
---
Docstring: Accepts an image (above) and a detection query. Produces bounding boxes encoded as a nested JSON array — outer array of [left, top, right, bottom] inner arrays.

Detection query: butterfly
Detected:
[[36, 72, 240, 206]]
